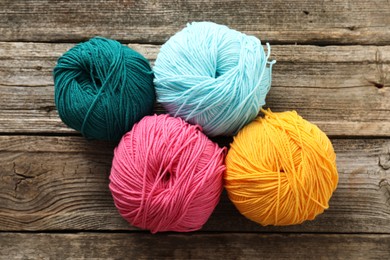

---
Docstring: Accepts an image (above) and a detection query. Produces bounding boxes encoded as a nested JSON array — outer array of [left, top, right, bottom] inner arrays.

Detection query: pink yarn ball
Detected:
[[109, 114, 226, 233]]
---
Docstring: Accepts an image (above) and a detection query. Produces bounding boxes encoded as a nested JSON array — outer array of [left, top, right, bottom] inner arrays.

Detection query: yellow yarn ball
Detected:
[[225, 109, 338, 226]]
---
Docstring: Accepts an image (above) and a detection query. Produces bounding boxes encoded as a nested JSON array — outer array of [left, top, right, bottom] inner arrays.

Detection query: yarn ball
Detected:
[[54, 37, 155, 141], [153, 21, 276, 137], [225, 109, 338, 226], [109, 114, 226, 233]]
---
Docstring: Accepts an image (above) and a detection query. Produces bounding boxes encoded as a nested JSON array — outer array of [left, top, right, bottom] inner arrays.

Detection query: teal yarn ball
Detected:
[[54, 37, 155, 141], [153, 22, 276, 137]]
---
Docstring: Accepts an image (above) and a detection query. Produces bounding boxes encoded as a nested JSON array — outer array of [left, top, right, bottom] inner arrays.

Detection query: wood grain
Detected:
[[0, 136, 389, 233], [1, 0, 389, 256], [0, 0, 389, 45], [1, 233, 389, 259], [0, 42, 389, 136]]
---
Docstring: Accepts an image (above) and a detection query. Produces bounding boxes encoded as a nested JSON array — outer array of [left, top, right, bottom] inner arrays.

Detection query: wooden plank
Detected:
[[0, 0, 389, 45], [0, 136, 389, 233], [0, 42, 389, 136], [0, 42, 390, 136], [0, 233, 389, 259]]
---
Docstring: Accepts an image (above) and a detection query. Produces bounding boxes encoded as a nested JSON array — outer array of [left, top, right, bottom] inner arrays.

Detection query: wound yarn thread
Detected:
[[153, 21, 275, 137], [225, 109, 338, 226], [109, 114, 226, 233], [54, 37, 155, 141]]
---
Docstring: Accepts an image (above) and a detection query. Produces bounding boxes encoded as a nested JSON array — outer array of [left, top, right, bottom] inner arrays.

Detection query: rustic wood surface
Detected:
[[1, 233, 389, 259], [0, 0, 389, 258], [0, 0, 389, 45]]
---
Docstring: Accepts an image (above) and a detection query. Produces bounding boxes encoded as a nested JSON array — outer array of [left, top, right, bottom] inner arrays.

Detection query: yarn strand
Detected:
[[109, 114, 226, 233], [153, 22, 276, 136], [225, 109, 338, 226], [54, 37, 155, 141]]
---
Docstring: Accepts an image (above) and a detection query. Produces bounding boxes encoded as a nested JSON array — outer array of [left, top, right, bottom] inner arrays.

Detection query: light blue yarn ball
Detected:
[[153, 21, 275, 137]]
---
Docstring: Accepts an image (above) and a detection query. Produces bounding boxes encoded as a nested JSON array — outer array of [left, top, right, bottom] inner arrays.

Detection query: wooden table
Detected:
[[1, 1, 389, 259]]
